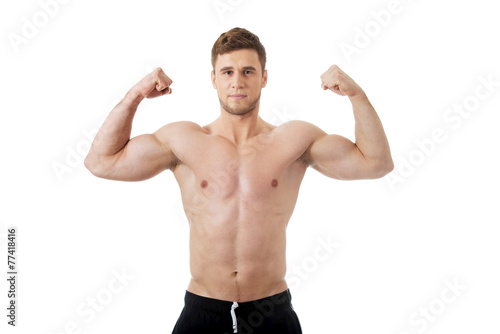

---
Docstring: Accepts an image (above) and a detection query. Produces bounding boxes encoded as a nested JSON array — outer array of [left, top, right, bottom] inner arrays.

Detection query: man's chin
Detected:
[[224, 107, 254, 116], [220, 100, 259, 116]]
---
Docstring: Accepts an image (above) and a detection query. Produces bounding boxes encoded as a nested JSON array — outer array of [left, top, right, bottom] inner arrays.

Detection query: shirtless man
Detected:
[[84, 27, 393, 333]]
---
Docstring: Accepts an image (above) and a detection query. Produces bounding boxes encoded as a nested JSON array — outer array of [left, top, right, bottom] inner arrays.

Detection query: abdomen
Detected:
[[188, 198, 288, 302]]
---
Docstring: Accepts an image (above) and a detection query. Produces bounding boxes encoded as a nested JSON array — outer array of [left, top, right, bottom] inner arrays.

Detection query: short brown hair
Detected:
[[211, 27, 266, 74]]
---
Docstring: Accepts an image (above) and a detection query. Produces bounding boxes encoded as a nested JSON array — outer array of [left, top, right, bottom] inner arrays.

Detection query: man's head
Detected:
[[211, 28, 268, 116], [211, 27, 266, 74]]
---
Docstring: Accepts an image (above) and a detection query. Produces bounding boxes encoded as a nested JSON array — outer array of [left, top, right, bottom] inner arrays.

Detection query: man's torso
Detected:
[[167, 120, 314, 302]]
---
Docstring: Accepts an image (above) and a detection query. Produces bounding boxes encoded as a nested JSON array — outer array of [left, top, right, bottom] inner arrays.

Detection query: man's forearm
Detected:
[[86, 89, 143, 164], [350, 92, 392, 165]]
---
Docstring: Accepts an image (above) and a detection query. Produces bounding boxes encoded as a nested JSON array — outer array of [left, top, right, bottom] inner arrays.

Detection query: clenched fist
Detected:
[[320, 65, 363, 98], [133, 67, 173, 99]]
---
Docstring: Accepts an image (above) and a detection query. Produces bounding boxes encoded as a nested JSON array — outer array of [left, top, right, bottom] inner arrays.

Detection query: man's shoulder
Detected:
[[163, 120, 205, 130], [274, 120, 326, 138], [153, 121, 207, 148], [155, 120, 206, 136], [271, 120, 329, 165]]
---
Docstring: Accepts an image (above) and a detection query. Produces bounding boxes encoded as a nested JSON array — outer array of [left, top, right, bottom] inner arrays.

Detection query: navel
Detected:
[[271, 178, 278, 187], [200, 180, 208, 188]]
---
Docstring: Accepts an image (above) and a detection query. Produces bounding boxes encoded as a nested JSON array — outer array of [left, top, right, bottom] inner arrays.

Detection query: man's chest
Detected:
[[173, 132, 308, 202]]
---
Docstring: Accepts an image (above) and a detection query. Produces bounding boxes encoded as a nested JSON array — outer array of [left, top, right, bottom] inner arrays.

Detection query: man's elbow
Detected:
[[84, 155, 107, 179], [84, 155, 97, 175], [381, 158, 395, 177], [369, 157, 394, 179]]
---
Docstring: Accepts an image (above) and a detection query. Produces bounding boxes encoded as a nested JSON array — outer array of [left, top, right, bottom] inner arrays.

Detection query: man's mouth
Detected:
[[229, 94, 247, 100]]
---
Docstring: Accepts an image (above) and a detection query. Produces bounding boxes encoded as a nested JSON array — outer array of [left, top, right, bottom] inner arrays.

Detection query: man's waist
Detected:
[[183, 288, 293, 313]]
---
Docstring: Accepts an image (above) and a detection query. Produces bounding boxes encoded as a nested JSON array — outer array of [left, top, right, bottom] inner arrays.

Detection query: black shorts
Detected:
[[172, 289, 302, 334]]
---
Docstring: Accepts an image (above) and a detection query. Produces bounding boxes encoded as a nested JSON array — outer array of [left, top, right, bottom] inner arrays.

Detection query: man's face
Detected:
[[211, 49, 268, 116]]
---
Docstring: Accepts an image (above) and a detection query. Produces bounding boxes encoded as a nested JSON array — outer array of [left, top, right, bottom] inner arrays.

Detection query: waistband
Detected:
[[184, 289, 293, 313]]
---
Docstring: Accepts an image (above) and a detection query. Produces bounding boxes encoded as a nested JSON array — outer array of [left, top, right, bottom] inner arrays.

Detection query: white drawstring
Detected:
[[230, 301, 239, 333]]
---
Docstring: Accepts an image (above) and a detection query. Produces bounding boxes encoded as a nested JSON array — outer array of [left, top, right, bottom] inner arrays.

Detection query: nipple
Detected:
[[201, 180, 208, 188], [271, 179, 278, 187]]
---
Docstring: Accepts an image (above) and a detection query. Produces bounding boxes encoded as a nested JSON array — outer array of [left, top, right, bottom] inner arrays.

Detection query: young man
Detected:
[[85, 27, 393, 333]]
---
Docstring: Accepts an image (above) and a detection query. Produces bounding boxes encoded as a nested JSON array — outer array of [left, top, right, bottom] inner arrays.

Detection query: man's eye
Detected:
[[245, 71, 253, 74], [224, 71, 232, 75]]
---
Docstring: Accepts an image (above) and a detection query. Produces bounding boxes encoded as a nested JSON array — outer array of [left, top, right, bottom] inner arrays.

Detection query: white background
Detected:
[[1, 0, 499, 333]]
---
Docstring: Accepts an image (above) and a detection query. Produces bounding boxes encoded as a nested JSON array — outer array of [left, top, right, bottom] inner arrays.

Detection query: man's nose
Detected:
[[231, 73, 244, 88]]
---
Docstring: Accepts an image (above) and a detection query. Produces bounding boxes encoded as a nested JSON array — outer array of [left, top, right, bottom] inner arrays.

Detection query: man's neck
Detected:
[[213, 107, 265, 145]]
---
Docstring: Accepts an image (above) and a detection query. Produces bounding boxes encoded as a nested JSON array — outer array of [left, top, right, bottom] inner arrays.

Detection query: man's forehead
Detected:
[[215, 49, 260, 69]]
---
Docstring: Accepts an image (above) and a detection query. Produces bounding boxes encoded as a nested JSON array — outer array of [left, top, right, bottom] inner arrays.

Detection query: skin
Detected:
[[84, 49, 394, 302]]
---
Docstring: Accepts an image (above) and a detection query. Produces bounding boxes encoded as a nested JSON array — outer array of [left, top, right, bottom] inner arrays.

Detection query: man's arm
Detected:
[[84, 67, 178, 181], [303, 65, 393, 180]]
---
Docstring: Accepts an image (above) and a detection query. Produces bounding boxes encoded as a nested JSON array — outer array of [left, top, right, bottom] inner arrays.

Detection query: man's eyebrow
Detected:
[[219, 66, 257, 72]]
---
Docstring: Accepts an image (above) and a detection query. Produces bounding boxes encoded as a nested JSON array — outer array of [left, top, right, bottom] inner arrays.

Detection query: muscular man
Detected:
[[85, 27, 393, 333]]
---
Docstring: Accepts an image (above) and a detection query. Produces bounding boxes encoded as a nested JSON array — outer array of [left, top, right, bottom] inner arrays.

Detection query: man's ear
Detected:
[[262, 69, 268, 88], [211, 70, 217, 89]]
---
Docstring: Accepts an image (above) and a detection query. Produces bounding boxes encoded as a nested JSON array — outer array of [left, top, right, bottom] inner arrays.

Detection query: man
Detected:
[[85, 27, 393, 333]]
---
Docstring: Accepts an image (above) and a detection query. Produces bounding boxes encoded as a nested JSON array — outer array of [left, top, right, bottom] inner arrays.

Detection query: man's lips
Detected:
[[229, 94, 247, 100]]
